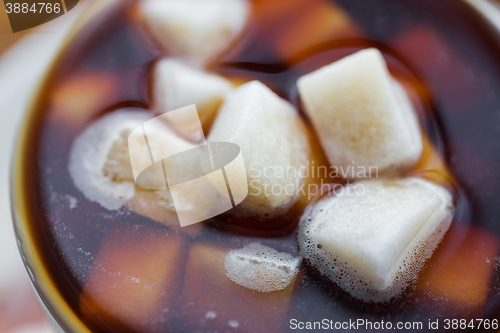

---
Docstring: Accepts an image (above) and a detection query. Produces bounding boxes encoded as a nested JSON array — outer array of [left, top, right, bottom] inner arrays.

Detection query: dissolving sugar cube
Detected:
[[68, 109, 211, 234], [68, 109, 154, 210], [68, 109, 196, 210], [140, 0, 249, 63], [224, 242, 300, 293], [207, 80, 311, 217], [298, 177, 455, 302], [298, 48, 423, 178], [152, 59, 232, 141]]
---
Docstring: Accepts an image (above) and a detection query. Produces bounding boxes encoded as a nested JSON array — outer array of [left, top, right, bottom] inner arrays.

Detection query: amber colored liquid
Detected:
[[21, 0, 500, 331]]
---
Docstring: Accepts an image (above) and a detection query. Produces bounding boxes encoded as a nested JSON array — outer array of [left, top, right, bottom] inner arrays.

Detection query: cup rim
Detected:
[[10, 0, 121, 332], [9, 0, 500, 331]]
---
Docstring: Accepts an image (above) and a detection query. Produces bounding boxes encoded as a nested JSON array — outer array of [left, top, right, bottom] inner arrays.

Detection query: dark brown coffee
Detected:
[[18, 0, 500, 331]]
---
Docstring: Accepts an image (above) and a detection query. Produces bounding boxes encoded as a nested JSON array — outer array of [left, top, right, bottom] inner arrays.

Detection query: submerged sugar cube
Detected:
[[298, 177, 455, 302], [297, 48, 423, 178], [152, 59, 232, 141], [50, 72, 117, 128], [224, 242, 300, 293], [140, 0, 249, 63], [418, 225, 500, 310], [80, 224, 186, 331], [125, 188, 204, 237], [208, 80, 311, 217], [276, 0, 362, 64], [179, 243, 298, 332]]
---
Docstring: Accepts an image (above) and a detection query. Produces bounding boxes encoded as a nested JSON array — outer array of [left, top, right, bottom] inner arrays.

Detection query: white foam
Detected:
[[68, 108, 201, 213], [205, 311, 217, 320], [224, 242, 300, 293], [297, 177, 454, 302], [66, 194, 78, 209], [140, 0, 249, 63], [297, 48, 423, 178], [68, 109, 151, 210], [208, 80, 311, 217]]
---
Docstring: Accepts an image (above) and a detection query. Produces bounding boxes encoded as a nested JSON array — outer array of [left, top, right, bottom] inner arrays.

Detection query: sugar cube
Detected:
[[152, 59, 232, 141], [80, 224, 186, 331], [140, 0, 249, 63], [298, 48, 423, 178], [298, 177, 454, 302], [208, 80, 311, 217]]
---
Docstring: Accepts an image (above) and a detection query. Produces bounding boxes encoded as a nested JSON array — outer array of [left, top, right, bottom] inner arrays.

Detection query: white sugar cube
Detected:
[[153, 59, 232, 141], [208, 81, 311, 217], [298, 177, 454, 302], [297, 48, 422, 178], [140, 0, 249, 63]]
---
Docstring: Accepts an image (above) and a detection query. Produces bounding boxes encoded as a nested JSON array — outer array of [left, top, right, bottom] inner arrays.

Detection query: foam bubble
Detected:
[[68, 109, 151, 210], [224, 242, 300, 293], [65, 194, 78, 209], [205, 311, 217, 320], [297, 177, 454, 303]]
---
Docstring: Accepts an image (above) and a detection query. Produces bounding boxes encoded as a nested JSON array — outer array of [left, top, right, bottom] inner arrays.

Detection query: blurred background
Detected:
[[0, 2, 87, 332]]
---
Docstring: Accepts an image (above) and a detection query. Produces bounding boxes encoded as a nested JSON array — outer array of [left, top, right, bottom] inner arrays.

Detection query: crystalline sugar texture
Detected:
[[298, 177, 454, 302], [208, 80, 311, 216], [298, 48, 422, 178]]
